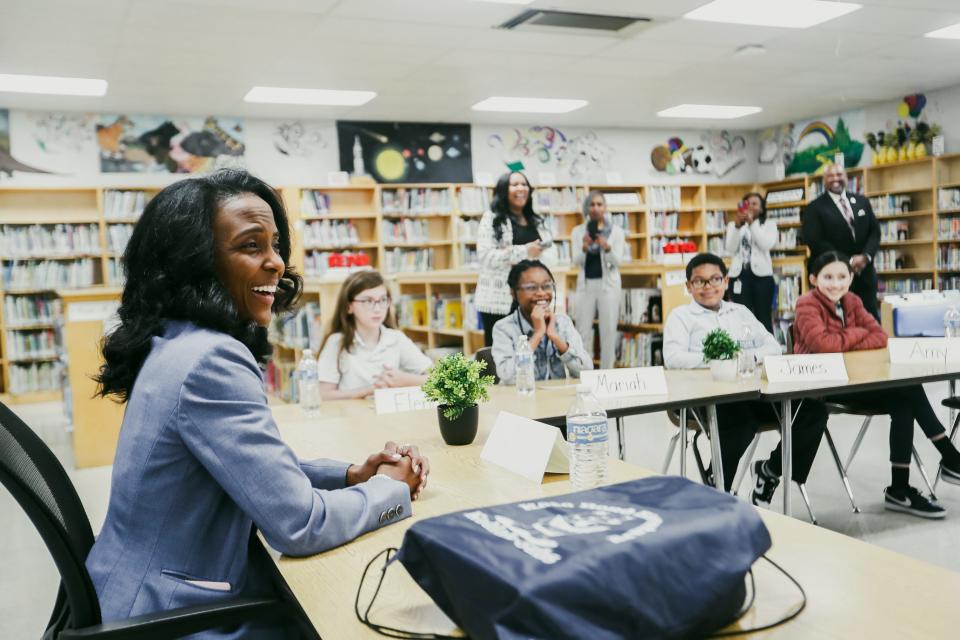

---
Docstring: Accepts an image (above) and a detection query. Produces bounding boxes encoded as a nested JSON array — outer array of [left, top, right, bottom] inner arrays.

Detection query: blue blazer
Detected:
[[85, 321, 410, 637]]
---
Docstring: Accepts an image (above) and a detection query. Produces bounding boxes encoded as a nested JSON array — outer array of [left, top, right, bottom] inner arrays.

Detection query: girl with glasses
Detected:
[[491, 260, 591, 384], [318, 270, 432, 400]]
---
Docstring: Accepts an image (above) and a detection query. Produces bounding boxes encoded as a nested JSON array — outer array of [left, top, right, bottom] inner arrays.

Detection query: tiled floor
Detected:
[[3, 385, 960, 637]]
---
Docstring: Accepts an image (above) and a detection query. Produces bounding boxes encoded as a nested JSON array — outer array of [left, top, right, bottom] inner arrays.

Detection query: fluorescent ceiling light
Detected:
[[0, 73, 107, 96], [925, 23, 960, 39], [244, 86, 376, 106], [684, 0, 861, 29], [657, 104, 762, 119], [472, 96, 588, 114]]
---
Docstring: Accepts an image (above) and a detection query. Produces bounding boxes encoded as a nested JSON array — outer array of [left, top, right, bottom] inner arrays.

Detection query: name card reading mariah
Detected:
[[580, 367, 668, 398], [764, 353, 848, 384], [374, 386, 437, 415], [888, 338, 960, 365]]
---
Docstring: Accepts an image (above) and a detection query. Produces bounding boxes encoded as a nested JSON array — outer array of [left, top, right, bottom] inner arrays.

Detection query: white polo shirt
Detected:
[[317, 327, 433, 391]]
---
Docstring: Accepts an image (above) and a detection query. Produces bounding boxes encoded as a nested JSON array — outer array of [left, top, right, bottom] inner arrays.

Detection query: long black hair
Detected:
[[95, 169, 303, 402], [507, 259, 555, 313], [808, 250, 851, 277], [742, 191, 767, 224], [490, 171, 541, 242]]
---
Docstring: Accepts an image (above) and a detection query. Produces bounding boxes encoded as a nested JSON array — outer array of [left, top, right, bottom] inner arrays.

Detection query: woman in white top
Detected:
[[475, 171, 557, 346], [318, 270, 432, 400], [724, 191, 778, 333], [570, 190, 625, 370]]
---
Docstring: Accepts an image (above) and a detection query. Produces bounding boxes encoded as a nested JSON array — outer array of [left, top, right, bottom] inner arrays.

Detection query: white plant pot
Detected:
[[709, 359, 739, 382]]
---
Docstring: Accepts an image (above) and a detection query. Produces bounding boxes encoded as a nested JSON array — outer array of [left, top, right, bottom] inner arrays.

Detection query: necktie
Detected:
[[839, 196, 856, 240]]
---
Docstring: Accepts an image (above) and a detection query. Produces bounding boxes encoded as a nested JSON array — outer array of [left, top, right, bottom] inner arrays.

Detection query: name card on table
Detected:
[[481, 412, 569, 483], [374, 386, 437, 415], [888, 338, 960, 364], [580, 367, 668, 398], [764, 353, 848, 384]]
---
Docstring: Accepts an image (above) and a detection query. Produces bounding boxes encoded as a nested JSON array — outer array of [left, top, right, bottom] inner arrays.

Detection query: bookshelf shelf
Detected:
[[767, 201, 807, 209], [876, 210, 933, 220], [6, 323, 56, 331], [1, 254, 103, 261], [877, 268, 934, 275], [7, 355, 59, 363], [880, 239, 933, 247]]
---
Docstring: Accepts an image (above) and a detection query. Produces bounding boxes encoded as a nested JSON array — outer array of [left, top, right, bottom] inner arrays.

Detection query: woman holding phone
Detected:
[[724, 191, 778, 333], [475, 171, 557, 346]]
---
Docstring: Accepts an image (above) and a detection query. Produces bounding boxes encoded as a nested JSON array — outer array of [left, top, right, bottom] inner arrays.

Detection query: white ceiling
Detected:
[[1, 0, 960, 129]]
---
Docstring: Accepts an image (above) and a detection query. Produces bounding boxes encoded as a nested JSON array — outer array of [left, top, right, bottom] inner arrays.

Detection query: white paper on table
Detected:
[[764, 353, 848, 383], [374, 386, 437, 414], [480, 411, 569, 483], [889, 338, 960, 365], [580, 367, 668, 398]]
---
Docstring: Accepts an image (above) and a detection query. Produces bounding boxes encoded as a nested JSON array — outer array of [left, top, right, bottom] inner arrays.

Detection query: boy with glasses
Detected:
[[663, 253, 827, 506]]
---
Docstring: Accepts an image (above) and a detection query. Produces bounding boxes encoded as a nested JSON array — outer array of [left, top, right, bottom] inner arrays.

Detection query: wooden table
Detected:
[[270, 402, 960, 638], [761, 349, 960, 517]]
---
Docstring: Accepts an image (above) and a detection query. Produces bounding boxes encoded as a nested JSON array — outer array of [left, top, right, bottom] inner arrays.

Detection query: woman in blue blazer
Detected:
[[86, 170, 428, 638]]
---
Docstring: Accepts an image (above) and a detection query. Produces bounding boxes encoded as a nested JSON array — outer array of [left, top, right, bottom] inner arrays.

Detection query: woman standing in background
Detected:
[[475, 171, 557, 346], [571, 190, 625, 370], [725, 191, 778, 333]]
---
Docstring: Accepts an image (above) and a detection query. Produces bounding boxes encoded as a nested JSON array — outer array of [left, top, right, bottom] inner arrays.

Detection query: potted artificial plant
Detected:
[[422, 353, 495, 446], [702, 328, 741, 382]]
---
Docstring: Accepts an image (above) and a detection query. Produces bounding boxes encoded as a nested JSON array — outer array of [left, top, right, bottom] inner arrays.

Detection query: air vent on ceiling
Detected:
[[499, 10, 651, 36]]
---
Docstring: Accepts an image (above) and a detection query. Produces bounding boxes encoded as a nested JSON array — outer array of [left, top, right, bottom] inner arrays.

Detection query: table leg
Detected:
[[679, 407, 688, 478], [707, 405, 724, 492], [781, 398, 793, 518], [616, 416, 625, 461]]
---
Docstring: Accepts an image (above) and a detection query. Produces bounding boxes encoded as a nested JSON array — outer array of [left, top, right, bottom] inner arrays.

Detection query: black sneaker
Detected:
[[751, 460, 780, 507], [884, 485, 946, 519], [941, 459, 960, 486]]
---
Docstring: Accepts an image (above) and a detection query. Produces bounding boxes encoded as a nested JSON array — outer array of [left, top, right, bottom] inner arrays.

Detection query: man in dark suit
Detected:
[[801, 163, 881, 318]]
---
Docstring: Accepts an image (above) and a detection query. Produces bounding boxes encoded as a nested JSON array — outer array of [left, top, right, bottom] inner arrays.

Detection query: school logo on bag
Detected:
[[462, 500, 663, 565]]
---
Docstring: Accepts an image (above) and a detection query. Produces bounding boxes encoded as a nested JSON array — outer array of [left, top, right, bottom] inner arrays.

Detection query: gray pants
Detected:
[[575, 279, 620, 370]]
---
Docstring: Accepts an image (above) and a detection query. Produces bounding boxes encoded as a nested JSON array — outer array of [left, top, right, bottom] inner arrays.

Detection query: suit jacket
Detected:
[[793, 290, 888, 354], [85, 320, 410, 638], [801, 191, 880, 260]]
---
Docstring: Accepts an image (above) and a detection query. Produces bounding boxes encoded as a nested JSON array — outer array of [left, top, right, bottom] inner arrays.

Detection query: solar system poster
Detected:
[[336, 120, 472, 183]]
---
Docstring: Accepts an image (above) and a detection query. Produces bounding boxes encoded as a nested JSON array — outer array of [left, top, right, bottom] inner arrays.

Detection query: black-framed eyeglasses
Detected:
[[689, 275, 725, 290]]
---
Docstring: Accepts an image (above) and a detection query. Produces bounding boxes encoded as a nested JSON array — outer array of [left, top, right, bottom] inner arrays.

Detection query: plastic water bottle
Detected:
[[738, 325, 758, 379], [945, 306, 960, 338], [297, 349, 321, 418], [566, 384, 609, 490], [515, 335, 536, 396]]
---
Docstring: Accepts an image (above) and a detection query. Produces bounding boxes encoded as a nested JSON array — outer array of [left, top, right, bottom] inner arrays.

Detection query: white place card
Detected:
[[580, 367, 668, 398], [327, 171, 350, 186], [888, 338, 960, 364], [480, 412, 569, 483], [665, 269, 687, 287], [373, 386, 437, 415], [764, 353, 848, 383]]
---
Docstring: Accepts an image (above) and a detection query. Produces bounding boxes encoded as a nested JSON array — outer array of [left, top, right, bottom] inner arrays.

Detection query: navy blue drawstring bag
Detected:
[[391, 476, 771, 640]]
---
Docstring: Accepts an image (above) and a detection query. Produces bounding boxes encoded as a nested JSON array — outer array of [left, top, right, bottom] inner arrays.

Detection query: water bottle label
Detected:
[[567, 420, 608, 444]]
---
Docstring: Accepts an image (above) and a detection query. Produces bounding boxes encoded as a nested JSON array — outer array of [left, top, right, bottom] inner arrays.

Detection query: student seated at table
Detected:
[[87, 170, 428, 637], [318, 270, 433, 400], [663, 253, 827, 505], [794, 251, 960, 518], [492, 259, 592, 384]]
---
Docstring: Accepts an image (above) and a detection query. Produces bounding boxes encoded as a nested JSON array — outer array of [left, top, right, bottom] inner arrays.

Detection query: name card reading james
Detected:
[[374, 386, 437, 415], [888, 338, 960, 365], [580, 367, 668, 398], [764, 353, 848, 383], [481, 412, 569, 483]]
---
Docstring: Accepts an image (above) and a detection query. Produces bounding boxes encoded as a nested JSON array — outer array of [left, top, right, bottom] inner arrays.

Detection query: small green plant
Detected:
[[422, 353, 495, 420], [702, 328, 741, 362]]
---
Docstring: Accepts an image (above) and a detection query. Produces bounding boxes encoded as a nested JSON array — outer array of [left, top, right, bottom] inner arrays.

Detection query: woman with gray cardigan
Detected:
[[571, 190, 626, 370]]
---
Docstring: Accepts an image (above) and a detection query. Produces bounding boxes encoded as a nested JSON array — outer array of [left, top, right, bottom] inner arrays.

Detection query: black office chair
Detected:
[[0, 401, 298, 639], [934, 396, 960, 491], [473, 346, 499, 384]]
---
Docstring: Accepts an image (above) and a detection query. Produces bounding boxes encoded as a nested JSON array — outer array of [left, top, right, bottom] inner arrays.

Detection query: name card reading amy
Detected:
[[888, 338, 960, 365], [580, 367, 668, 398], [764, 353, 848, 383], [374, 386, 437, 415]]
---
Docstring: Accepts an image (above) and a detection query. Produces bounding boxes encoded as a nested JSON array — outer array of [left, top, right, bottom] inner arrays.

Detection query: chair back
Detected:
[[786, 321, 796, 355], [0, 401, 101, 636], [473, 347, 499, 384]]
